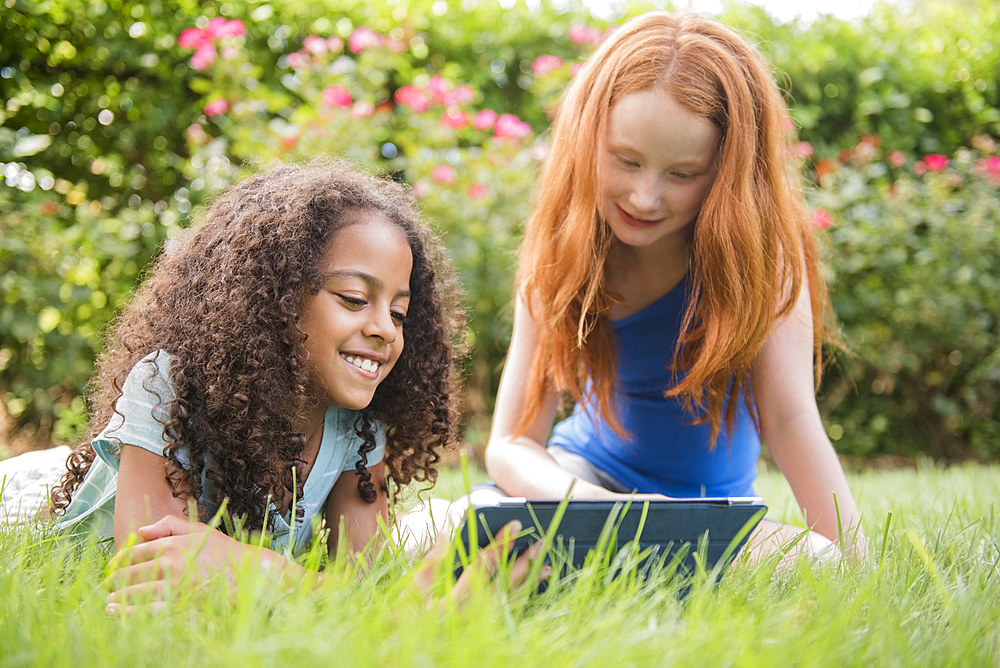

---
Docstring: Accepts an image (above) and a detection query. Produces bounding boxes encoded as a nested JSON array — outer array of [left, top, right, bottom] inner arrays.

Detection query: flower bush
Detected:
[[808, 141, 1000, 459], [1, 0, 999, 460]]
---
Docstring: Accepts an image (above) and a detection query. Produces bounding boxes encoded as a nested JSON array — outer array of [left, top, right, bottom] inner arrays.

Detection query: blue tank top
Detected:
[[548, 275, 760, 497]]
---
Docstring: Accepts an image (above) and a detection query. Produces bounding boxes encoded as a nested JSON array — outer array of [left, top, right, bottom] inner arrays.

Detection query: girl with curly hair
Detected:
[[483, 12, 866, 563], [5, 159, 539, 605]]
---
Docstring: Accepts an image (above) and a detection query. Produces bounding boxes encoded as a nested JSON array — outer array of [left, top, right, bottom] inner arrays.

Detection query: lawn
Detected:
[[1, 460, 998, 667]]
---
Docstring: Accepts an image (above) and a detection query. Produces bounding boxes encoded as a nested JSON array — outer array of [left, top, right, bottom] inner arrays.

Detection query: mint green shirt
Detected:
[[55, 352, 385, 556]]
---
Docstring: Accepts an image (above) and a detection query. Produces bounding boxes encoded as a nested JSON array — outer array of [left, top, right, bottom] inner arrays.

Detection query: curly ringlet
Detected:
[[50, 158, 466, 535]]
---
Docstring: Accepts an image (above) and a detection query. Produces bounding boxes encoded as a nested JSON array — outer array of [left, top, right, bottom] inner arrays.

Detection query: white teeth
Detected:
[[341, 354, 379, 373]]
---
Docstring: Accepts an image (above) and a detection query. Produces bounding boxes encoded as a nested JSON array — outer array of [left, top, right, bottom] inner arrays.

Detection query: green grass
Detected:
[[2, 462, 999, 667]]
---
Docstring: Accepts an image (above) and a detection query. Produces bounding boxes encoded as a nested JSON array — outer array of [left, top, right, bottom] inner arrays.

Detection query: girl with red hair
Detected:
[[485, 12, 866, 562]]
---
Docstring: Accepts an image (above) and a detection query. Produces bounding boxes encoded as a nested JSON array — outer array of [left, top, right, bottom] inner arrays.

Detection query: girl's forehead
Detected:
[[606, 88, 720, 165]]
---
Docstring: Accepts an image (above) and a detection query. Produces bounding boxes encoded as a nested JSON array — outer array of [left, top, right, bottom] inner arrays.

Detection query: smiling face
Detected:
[[601, 87, 721, 256], [299, 212, 413, 412]]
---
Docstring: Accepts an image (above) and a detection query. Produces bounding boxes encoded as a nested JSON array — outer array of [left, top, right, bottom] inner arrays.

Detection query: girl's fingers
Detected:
[[104, 555, 182, 591], [506, 540, 544, 588], [451, 520, 523, 598], [106, 600, 169, 617], [105, 579, 170, 606]]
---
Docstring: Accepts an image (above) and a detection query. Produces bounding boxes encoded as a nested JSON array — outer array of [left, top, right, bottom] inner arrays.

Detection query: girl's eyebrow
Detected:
[[324, 270, 411, 298]]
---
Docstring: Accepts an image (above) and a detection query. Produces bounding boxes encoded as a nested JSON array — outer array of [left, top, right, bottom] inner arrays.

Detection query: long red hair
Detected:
[[517, 12, 836, 444]]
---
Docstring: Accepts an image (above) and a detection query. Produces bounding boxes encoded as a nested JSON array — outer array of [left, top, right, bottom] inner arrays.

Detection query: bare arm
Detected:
[[325, 461, 389, 560], [752, 280, 868, 558], [114, 445, 191, 549], [485, 296, 660, 500]]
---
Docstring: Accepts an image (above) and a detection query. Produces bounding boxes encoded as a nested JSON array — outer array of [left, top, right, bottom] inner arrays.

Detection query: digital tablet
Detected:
[[453, 496, 767, 582]]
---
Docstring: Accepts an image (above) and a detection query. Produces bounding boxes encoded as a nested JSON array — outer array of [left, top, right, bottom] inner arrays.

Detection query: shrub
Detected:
[[810, 139, 1000, 459]]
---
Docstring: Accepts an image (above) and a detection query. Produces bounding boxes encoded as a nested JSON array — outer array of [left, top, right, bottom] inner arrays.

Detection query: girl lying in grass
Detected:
[[1, 159, 535, 610]]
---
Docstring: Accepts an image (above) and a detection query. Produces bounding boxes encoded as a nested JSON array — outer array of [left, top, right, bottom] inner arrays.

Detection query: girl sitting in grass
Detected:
[[2, 160, 534, 609], [483, 12, 867, 564]]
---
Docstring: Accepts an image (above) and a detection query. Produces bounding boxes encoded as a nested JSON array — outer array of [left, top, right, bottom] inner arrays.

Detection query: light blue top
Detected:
[[548, 275, 760, 497], [55, 352, 385, 555]]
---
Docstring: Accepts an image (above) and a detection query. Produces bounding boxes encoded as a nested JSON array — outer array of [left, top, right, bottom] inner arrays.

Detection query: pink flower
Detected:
[[472, 109, 498, 130], [532, 54, 563, 76], [349, 27, 382, 54], [443, 84, 474, 106], [303, 34, 328, 55], [204, 97, 228, 116], [431, 164, 456, 185], [570, 62, 584, 78], [426, 76, 449, 104], [812, 209, 833, 229], [411, 182, 430, 199], [440, 108, 469, 130], [185, 123, 208, 142], [203, 17, 245, 41], [494, 113, 531, 140], [350, 101, 375, 119], [796, 141, 814, 158], [567, 24, 603, 45], [914, 160, 927, 176], [221, 46, 238, 60], [190, 44, 217, 70], [286, 51, 308, 71], [178, 28, 209, 49], [327, 36, 344, 53], [977, 155, 1000, 183], [468, 183, 488, 199], [395, 85, 430, 113], [888, 150, 906, 167], [385, 38, 407, 53], [219, 19, 246, 39], [322, 86, 352, 108], [924, 154, 949, 172]]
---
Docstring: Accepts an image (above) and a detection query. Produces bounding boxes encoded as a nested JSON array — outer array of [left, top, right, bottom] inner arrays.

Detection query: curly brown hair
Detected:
[[49, 159, 465, 534]]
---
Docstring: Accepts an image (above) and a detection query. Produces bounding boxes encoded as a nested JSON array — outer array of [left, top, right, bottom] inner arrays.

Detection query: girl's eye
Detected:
[[673, 172, 698, 180], [339, 295, 367, 308], [618, 156, 640, 168], [391, 311, 408, 324]]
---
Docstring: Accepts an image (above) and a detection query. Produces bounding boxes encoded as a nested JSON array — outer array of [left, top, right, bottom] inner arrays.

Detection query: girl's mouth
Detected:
[[340, 353, 381, 378], [616, 204, 662, 228]]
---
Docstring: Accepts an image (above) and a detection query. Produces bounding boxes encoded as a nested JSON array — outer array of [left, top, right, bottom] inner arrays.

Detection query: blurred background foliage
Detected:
[[1, 0, 998, 461]]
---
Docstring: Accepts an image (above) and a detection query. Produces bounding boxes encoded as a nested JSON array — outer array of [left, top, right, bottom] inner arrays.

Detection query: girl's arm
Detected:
[[485, 296, 654, 500], [752, 280, 868, 559], [324, 461, 389, 559], [114, 445, 191, 549]]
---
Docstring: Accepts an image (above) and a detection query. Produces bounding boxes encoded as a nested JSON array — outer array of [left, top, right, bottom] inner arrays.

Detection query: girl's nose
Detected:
[[629, 174, 664, 213], [363, 307, 398, 343]]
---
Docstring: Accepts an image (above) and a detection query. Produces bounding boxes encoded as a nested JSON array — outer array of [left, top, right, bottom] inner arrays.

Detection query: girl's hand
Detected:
[[411, 520, 551, 605], [103, 515, 282, 615]]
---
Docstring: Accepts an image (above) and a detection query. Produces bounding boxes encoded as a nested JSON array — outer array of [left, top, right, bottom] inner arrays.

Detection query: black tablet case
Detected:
[[455, 498, 767, 581]]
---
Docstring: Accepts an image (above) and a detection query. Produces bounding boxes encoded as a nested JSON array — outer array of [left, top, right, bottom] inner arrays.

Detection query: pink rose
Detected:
[[812, 209, 833, 229], [412, 182, 430, 199], [431, 164, 456, 185], [303, 34, 328, 55], [204, 17, 228, 40], [472, 109, 498, 130], [440, 108, 470, 130], [426, 76, 449, 104], [443, 84, 474, 106], [494, 113, 531, 140], [888, 150, 906, 167], [395, 85, 430, 113], [204, 97, 228, 116], [322, 86, 352, 108], [567, 24, 603, 45], [185, 123, 208, 142], [914, 160, 927, 176], [349, 27, 382, 54], [178, 28, 209, 50], [976, 155, 1000, 183], [190, 43, 217, 70], [327, 36, 344, 53], [532, 54, 563, 76], [468, 183, 488, 199], [286, 51, 308, 71], [796, 141, 814, 157], [350, 101, 375, 119], [924, 154, 949, 172], [570, 62, 584, 78], [218, 19, 246, 39]]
